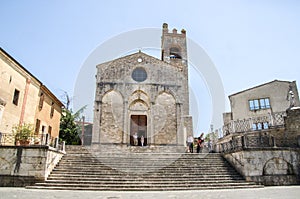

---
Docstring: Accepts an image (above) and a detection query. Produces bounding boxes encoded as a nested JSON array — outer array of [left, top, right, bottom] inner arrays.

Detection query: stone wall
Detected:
[[218, 107, 300, 185], [0, 146, 64, 186], [223, 149, 300, 185]]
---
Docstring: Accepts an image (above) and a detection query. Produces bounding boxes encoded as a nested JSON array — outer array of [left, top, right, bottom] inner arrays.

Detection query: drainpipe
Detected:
[[19, 78, 31, 125]]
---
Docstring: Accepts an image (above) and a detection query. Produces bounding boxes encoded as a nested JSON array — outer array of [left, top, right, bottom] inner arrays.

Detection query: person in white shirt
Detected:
[[187, 135, 194, 153]]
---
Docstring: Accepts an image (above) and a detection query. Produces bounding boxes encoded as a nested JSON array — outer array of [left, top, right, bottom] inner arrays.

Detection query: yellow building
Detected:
[[0, 48, 63, 145]]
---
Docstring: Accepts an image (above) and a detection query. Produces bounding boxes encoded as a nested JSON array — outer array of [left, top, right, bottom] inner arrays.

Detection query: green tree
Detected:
[[59, 92, 86, 145]]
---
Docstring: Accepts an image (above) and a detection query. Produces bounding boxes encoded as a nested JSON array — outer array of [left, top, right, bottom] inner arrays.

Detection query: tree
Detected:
[[59, 92, 86, 145]]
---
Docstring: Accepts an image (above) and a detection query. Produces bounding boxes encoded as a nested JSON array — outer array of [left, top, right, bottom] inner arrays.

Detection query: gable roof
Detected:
[[96, 51, 183, 70], [229, 79, 294, 98]]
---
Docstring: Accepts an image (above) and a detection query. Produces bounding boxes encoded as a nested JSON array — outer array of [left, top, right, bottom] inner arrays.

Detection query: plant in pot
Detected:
[[13, 123, 34, 146]]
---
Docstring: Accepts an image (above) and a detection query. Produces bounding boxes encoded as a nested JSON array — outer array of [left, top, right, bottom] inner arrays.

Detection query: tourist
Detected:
[[187, 135, 194, 153], [133, 132, 138, 146], [208, 139, 212, 153], [141, 135, 144, 147], [197, 133, 204, 153]]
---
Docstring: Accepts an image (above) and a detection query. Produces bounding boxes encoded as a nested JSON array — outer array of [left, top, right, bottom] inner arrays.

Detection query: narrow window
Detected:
[[263, 122, 269, 129], [35, 119, 41, 134], [39, 93, 44, 110], [12, 89, 20, 105], [249, 100, 254, 110], [50, 102, 54, 118], [260, 99, 266, 109], [257, 123, 262, 130], [41, 125, 46, 134], [48, 126, 52, 136], [265, 98, 271, 108], [253, 100, 259, 110], [252, 123, 257, 131]]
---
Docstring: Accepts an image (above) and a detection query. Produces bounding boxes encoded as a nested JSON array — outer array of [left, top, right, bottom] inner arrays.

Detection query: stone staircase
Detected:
[[27, 146, 263, 191]]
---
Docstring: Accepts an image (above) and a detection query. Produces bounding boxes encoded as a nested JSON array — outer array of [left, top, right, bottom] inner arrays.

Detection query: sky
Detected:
[[1, 0, 300, 135]]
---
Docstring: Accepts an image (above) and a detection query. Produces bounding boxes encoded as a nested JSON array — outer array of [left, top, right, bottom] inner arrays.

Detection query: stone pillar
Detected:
[[62, 141, 65, 152], [123, 101, 129, 145], [182, 116, 193, 146], [284, 107, 300, 146], [176, 103, 182, 145], [149, 102, 155, 146], [54, 137, 59, 149], [92, 101, 101, 144]]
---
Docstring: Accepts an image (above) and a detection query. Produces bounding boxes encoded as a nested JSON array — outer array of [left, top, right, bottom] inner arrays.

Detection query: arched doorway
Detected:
[[130, 115, 147, 146]]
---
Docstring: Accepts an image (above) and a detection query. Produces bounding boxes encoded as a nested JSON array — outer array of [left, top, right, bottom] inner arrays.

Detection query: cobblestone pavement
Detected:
[[0, 186, 299, 199]]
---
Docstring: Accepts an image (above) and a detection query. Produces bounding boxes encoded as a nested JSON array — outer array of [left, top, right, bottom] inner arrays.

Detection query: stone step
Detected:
[[42, 179, 253, 185], [26, 184, 263, 191], [28, 147, 262, 191], [49, 172, 241, 177], [55, 164, 235, 168], [47, 176, 244, 181], [28, 182, 262, 190], [49, 173, 243, 178]]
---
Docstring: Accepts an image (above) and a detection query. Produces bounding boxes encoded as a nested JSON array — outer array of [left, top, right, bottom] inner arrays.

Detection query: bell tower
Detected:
[[161, 23, 190, 116], [161, 23, 188, 74]]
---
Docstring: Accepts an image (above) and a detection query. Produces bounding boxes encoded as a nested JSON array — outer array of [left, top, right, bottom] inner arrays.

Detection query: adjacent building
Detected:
[[223, 80, 300, 134], [92, 23, 193, 150], [0, 48, 63, 145]]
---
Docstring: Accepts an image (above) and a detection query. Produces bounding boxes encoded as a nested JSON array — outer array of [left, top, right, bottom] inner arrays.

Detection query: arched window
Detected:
[[169, 47, 182, 59]]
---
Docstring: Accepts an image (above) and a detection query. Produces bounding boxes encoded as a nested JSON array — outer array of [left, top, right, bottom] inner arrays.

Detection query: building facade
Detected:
[[223, 80, 300, 134], [93, 23, 193, 149], [0, 48, 63, 145]]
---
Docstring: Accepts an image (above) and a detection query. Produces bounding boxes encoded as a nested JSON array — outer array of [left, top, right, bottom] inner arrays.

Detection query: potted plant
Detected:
[[13, 123, 34, 146]]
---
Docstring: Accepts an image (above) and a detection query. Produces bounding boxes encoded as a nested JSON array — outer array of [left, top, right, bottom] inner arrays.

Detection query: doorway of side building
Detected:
[[130, 115, 147, 146]]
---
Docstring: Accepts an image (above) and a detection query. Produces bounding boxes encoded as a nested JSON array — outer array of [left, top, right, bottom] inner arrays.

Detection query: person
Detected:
[[140, 135, 144, 147], [197, 133, 204, 153], [133, 132, 138, 146], [187, 135, 194, 153], [208, 139, 212, 153]]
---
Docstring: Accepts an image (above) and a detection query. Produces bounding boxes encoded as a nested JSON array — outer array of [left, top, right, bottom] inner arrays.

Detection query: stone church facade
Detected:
[[92, 23, 193, 150]]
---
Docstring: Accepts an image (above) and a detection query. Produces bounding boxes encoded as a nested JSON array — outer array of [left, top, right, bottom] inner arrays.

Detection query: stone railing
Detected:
[[216, 131, 299, 153], [222, 111, 286, 136]]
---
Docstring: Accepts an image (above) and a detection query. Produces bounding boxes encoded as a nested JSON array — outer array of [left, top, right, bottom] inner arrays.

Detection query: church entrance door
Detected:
[[130, 115, 147, 146]]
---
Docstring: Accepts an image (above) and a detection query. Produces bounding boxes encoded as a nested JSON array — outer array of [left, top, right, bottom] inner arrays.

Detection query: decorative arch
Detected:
[[169, 46, 182, 59], [155, 89, 178, 104], [100, 90, 124, 144], [129, 99, 149, 111], [102, 89, 125, 101], [153, 92, 177, 145], [128, 90, 150, 107], [263, 157, 294, 175]]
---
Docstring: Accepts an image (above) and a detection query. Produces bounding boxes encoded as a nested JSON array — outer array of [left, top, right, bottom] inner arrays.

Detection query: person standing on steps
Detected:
[[133, 132, 138, 146], [187, 135, 194, 153], [140, 135, 144, 147], [197, 133, 204, 153]]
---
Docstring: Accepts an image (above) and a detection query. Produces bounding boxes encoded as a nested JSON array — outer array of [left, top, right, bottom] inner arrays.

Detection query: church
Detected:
[[92, 23, 193, 151]]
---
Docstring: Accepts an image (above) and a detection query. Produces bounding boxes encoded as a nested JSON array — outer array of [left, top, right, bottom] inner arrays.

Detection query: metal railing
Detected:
[[0, 133, 65, 151]]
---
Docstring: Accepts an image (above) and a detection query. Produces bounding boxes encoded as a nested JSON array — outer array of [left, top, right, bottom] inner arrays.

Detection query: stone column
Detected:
[[123, 101, 129, 145], [149, 102, 155, 146], [176, 103, 182, 145], [92, 101, 101, 144]]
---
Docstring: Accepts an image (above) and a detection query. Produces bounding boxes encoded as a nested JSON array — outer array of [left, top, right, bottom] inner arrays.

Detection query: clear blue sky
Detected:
[[1, 0, 300, 134]]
